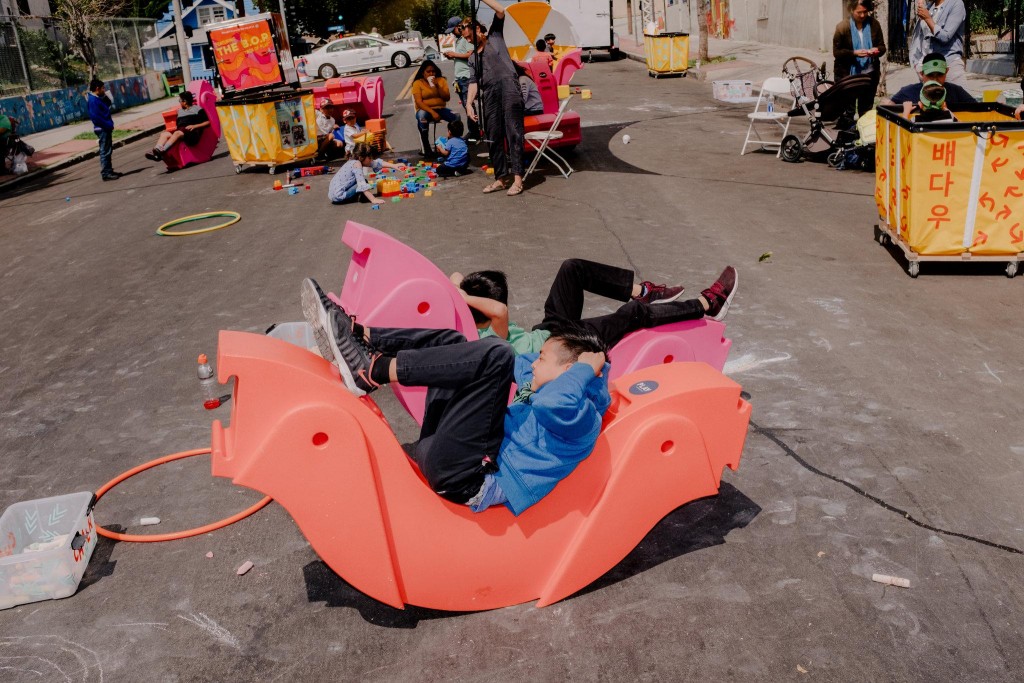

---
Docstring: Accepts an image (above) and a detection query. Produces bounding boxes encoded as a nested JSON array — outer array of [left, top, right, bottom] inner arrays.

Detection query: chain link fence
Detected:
[[1, 16, 158, 97]]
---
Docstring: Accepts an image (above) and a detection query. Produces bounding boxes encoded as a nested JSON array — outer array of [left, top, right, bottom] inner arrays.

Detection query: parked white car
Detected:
[[304, 34, 425, 79]]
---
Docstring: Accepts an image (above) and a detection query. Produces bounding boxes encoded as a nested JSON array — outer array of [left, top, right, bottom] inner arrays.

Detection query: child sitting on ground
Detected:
[[338, 109, 362, 154], [327, 142, 400, 205], [451, 260, 737, 355], [435, 119, 470, 177], [301, 278, 610, 515]]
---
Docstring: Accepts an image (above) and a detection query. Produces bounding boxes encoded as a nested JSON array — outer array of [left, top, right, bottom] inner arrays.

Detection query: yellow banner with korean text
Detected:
[[875, 109, 1024, 255]]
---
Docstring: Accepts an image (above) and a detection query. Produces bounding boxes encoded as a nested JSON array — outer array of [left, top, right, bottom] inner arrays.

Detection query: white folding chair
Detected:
[[524, 95, 575, 179], [740, 77, 793, 157]]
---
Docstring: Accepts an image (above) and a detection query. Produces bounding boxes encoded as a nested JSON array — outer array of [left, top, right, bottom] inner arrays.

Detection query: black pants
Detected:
[[534, 259, 705, 348], [482, 82, 525, 178], [369, 328, 514, 503], [436, 162, 469, 177]]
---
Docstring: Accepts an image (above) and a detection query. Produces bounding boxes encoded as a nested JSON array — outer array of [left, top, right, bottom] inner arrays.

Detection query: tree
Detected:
[[53, 0, 128, 79], [697, 0, 710, 62]]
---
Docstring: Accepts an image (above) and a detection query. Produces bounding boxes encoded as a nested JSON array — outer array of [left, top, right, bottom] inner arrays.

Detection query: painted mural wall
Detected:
[[0, 75, 151, 136]]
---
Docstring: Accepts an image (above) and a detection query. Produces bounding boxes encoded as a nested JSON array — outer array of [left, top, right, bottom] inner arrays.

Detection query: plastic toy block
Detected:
[[377, 179, 401, 197], [211, 330, 750, 611], [486, 168, 495, 175], [273, 180, 283, 190], [288, 186, 300, 195], [392, 196, 401, 202], [371, 205, 381, 210], [424, 190, 433, 196]]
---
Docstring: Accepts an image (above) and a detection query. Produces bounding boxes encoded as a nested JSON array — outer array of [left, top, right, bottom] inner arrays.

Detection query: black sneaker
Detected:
[[700, 266, 738, 321], [101, 174, 119, 181], [301, 278, 380, 396], [634, 281, 685, 305], [144, 150, 161, 162]]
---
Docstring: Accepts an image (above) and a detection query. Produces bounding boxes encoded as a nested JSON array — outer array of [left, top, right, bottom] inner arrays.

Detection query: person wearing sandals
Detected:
[[466, 0, 526, 196]]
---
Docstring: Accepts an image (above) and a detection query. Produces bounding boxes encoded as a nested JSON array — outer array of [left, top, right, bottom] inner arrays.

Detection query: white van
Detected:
[[550, 0, 615, 53]]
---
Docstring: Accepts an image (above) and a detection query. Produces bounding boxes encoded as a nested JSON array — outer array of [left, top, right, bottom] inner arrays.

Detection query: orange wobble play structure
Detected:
[[211, 331, 751, 611]]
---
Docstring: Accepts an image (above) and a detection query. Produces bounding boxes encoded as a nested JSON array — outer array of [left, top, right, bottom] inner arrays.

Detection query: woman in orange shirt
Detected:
[[411, 60, 461, 156]]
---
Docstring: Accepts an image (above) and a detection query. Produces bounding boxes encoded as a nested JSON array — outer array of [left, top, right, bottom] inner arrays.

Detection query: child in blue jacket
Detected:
[[301, 278, 610, 515], [86, 78, 120, 181]]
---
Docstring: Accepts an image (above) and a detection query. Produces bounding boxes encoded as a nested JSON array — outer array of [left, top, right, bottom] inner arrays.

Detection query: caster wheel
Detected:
[[1006, 262, 1019, 278], [234, 164, 243, 174], [268, 166, 276, 175], [907, 261, 920, 278], [780, 135, 803, 163]]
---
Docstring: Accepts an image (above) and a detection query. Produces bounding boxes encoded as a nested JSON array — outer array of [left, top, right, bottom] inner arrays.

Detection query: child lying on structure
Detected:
[[450, 260, 737, 355], [301, 278, 610, 515], [327, 142, 401, 205]]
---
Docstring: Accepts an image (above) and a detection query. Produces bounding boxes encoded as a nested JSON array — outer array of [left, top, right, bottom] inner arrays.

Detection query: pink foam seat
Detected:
[[333, 221, 479, 423], [517, 58, 582, 150], [212, 329, 750, 610], [163, 80, 221, 171], [318, 76, 385, 121], [333, 221, 731, 424], [553, 48, 583, 85]]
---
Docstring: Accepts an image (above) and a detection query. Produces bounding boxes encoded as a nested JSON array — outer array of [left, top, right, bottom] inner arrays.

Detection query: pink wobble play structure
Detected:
[[331, 221, 732, 423], [212, 330, 750, 611], [162, 80, 221, 171], [314, 76, 385, 122]]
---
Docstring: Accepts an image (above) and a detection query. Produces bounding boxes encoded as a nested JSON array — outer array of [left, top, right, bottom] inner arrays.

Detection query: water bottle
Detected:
[[197, 353, 220, 409], [767, 94, 775, 114]]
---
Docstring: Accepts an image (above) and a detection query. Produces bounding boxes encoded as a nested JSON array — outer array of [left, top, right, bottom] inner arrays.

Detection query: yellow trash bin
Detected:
[[643, 32, 689, 78], [875, 104, 1024, 276], [217, 91, 318, 175]]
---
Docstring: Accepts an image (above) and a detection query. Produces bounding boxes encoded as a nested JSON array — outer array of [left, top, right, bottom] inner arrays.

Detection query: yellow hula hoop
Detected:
[[156, 211, 241, 236]]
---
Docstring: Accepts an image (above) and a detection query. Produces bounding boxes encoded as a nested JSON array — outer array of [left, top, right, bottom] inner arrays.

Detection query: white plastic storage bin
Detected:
[[0, 491, 98, 610], [266, 321, 317, 352], [712, 80, 756, 103]]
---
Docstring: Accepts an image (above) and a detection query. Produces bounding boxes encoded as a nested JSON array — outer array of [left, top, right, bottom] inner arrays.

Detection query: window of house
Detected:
[[197, 5, 227, 26]]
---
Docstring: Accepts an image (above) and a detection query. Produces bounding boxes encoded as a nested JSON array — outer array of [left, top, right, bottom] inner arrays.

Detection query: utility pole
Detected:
[[278, 0, 289, 40], [172, 0, 191, 84]]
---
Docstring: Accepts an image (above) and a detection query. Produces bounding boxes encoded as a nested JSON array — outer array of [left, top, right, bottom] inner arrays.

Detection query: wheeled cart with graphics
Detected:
[[216, 91, 318, 175], [874, 104, 1024, 278]]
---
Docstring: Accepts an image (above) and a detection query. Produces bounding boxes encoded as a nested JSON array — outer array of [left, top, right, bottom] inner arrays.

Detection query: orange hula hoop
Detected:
[[94, 447, 272, 542]]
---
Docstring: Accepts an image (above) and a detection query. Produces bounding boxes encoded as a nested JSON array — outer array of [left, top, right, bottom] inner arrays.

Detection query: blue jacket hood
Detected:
[[493, 353, 612, 515]]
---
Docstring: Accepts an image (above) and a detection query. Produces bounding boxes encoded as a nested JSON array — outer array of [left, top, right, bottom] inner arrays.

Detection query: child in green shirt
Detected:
[[451, 259, 737, 354]]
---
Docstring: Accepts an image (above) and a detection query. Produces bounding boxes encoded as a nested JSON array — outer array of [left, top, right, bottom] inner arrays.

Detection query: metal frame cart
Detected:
[[874, 104, 1024, 278], [206, 12, 318, 174]]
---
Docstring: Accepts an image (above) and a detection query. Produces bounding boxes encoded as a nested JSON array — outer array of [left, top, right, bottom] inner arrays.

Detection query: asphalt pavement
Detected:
[[0, 59, 1021, 682]]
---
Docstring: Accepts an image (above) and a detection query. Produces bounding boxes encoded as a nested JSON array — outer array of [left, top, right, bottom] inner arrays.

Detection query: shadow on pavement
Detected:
[[547, 121, 661, 177], [302, 481, 758, 627], [77, 524, 123, 592]]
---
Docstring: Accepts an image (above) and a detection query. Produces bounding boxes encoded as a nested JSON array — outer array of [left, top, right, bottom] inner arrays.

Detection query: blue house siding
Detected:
[[151, 0, 261, 81]]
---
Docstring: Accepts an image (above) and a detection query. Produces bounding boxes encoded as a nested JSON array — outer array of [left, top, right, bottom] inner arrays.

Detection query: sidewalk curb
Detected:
[[0, 122, 165, 195]]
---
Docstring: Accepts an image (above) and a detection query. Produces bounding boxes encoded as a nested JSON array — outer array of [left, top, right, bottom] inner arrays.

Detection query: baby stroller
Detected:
[[2, 118, 35, 176], [778, 56, 874, 166]]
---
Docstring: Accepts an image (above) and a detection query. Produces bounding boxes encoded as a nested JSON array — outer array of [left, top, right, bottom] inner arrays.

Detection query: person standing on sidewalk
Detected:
[[908, 0, 966, 86], [87, 79, 120, 181]]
